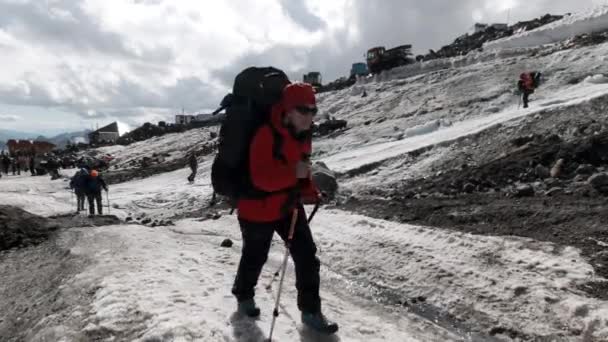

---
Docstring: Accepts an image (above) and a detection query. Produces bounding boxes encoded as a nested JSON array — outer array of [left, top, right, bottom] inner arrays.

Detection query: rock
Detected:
[[125, 217, 133, 222], [588, 173, 608, 194], [141, 218, 152, 225], [513, 286, 528, 296], [221, 239, 233, 248], [206, 212, 222, 220], [535, 165, 550, 179], [0, 205, 55, 251], [314, 119, 348, 136], [312, 162, 338, 199], [573, 174, 587, 182], [545, 187, 564, 197], [462, 183, 476, 193], [576, 164, 595, 175], [514, 184, 534, 197], [550, 159, 564, 178], [210, 131, 218, 139]]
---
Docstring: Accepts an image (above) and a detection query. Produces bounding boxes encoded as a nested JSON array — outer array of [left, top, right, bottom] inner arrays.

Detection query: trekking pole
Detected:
[[106, 190, 111, 214], [517, 93, 522, 109], [265, 202, 321, 290], [267, 207, 299, 342]]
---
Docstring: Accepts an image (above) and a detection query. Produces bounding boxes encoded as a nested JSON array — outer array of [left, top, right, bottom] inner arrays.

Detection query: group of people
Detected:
[[0, 152, 35, 177], [69, 166, 108, 216]]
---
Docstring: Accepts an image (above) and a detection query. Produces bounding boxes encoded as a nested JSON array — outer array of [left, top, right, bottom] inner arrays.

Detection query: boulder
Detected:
[[221, 239, 233, 248], [550, 159, 564, 178], [535, 164, 550, 179], [514, 184, 535, 197], [576, 164, 596, 175], [462, 183, 476, 193], [312, 162, 338, 199], [588, 173, 608, 194]]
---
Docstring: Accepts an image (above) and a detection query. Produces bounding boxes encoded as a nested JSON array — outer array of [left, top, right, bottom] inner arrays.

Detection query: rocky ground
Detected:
[[0, 206, 123, 341], [339, 94, 608, 302], [0, 205, 120, 251]]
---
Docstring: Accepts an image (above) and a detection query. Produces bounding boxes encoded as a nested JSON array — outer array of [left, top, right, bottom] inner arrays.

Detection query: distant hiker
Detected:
[[70, 168, 88, 212], [13, 152, 21, 175], [29, 156, 36, 176], [228, 82, 338, 334], [2, 153, 10, 174], [46, 158, 59, 179], [11, 157, 17, 175], [85, 169, 108, 216], [187, 152, 198, 183], [518, 71, 542, 108]]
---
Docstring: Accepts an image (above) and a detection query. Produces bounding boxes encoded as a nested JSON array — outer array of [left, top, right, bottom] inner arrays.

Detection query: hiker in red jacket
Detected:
[[518, 71, 542, 108], [232, 83, 338, 334]]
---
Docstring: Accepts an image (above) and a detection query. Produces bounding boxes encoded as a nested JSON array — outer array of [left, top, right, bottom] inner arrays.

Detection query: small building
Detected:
[[350, 63, 368, 77], [6, 139, 55, 156], [88, 122, 120, 145], [195, 113, 212, 122], [175, 114, 194, 125], [474, 23, 489, 33], [303, 72, 322, 87]]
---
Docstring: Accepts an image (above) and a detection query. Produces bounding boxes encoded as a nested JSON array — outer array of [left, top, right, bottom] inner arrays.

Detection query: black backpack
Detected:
[[211, 66, 291, 202]]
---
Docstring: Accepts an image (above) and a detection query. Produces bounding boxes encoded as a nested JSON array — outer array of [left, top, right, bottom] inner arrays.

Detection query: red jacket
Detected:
[[519, 73, 535, 91], [237, 104, 319, 222]]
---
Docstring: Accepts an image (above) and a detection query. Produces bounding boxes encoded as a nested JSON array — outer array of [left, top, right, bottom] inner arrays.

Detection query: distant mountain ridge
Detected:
[[0, 129, 90, 150]]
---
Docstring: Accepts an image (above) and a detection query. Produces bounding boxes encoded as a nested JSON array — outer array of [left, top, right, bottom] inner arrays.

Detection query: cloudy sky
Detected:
[[0, 0, 603, 135]]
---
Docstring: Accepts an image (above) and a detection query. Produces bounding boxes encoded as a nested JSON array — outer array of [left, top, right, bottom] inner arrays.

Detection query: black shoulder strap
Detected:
[[269, 124, 286, 164]]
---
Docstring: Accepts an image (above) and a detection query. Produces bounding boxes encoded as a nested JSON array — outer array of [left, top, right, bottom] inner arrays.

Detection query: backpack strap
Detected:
[[269, 124, 286, 164]]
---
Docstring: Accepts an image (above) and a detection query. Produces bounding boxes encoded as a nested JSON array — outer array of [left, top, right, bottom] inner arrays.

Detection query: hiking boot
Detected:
[[301, 312, 339, 334], [237, 298, 260, 318]]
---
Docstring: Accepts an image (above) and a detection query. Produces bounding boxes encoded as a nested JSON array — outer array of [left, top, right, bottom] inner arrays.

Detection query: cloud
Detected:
[[0, 0, 601, 133], [0, 0, 173, 61], [279, 0, 326, 32], [0, 114, 19, 122]]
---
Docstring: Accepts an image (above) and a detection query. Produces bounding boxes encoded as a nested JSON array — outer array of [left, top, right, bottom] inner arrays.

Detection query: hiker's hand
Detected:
[[296, 160, 311, 179], [302, 192, 321, 205]]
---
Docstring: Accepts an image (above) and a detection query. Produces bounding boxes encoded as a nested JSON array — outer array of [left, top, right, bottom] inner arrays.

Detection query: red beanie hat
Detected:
[[282, 82, 316, 113]]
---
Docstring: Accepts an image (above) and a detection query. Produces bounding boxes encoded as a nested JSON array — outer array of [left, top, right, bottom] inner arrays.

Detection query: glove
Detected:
[[302, 193, 321, 205], [301, 186, 321, 205]]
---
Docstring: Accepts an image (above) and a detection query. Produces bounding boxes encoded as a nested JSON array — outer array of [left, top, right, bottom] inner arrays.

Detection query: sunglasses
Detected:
[[295, 106, 318, 116]]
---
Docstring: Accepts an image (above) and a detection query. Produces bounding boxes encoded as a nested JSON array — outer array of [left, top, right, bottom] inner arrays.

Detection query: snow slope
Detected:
[[95, 127, 216, 171], [4, 6, 608, 341], [321, 81, 608, 174], [485, 5, 608, 50], [3, 136, 608, 337], [312, 41, 608, 189], [3, 171, 607, 341]]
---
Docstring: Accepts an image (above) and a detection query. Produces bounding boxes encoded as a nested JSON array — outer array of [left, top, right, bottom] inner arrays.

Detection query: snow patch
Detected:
[[585, 74, 608, 84], [485, 5, 608, 50]]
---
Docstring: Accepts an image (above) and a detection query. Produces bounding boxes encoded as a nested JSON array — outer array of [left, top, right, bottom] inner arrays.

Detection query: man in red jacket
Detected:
[[232, 83, 338, 334]]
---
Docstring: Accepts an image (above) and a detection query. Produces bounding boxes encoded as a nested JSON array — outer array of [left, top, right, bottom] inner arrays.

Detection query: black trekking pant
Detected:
[[522, 90, 533, 108], [87, 192, 103, 215], [76, 191, 86, 211], [232, 205, 321, 314], [187, 168, 197, 182]]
